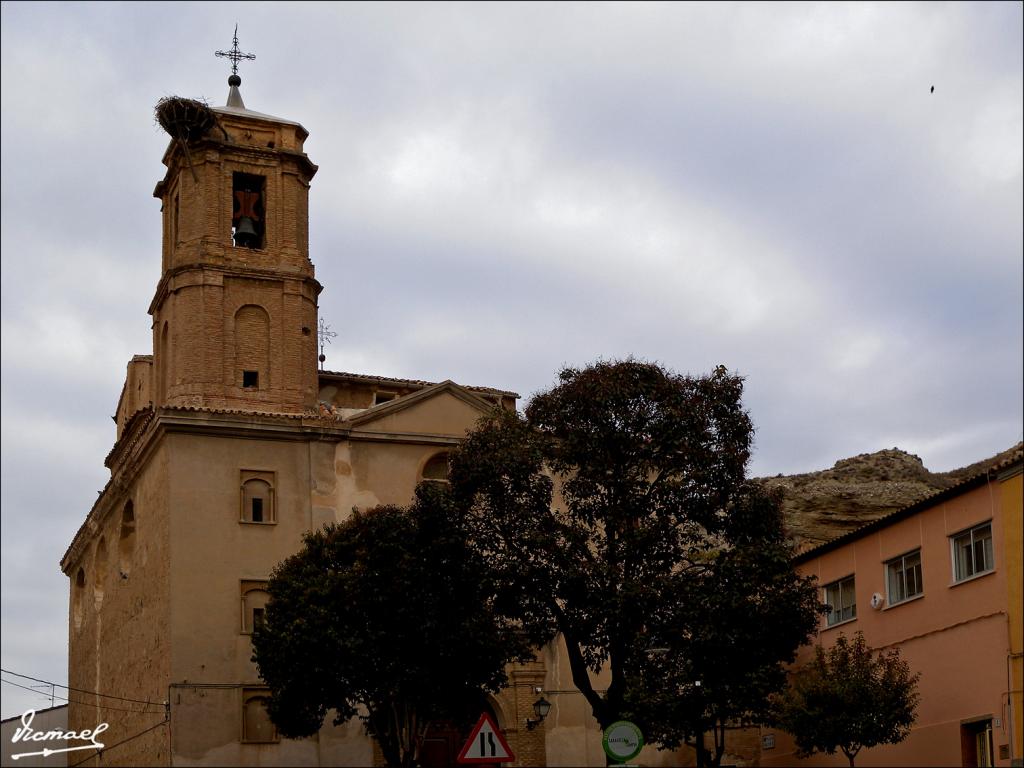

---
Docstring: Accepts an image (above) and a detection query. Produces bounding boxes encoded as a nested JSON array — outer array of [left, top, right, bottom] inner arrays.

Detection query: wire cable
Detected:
[[67, 717, 168, 768], [1, 678, 164, 715], [1, 668, 162, 708]]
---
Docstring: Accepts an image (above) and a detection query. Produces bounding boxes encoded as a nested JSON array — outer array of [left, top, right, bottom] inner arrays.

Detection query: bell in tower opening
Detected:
[[232, 172, 264, 248]]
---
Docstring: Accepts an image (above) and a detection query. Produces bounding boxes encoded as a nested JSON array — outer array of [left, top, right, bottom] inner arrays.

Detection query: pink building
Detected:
[[762, 450, 1023, 767]]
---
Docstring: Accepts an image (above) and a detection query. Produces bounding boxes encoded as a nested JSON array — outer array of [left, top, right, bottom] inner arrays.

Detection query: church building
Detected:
[[59, 53, 692, 767]]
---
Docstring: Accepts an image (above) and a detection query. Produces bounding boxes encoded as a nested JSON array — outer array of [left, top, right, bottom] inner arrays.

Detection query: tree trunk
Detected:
[[711, 719, 726, 767], [695, 736, 709, 768], [553, 614, 614, 728]]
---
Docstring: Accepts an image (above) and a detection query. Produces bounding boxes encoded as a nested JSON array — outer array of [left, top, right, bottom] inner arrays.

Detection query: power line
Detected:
[[1, 678, 164, 715], [1, 669, 162, 708], [68, 716, 168, 768]]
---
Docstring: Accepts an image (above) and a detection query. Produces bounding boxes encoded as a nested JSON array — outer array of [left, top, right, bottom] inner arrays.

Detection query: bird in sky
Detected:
[[931, 85, 935, 93]]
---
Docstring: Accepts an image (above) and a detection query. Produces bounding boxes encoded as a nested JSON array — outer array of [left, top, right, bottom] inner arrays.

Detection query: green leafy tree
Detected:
[[251, 489, 532, 768], [773, 631, 920, 766], [447, 359, 820, 763]]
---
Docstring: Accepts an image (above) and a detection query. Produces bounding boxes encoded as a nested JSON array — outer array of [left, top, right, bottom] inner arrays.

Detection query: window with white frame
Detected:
[[951, 522, 994, 582], [824, 575, 856, 626], [886, 549, 923, 604]]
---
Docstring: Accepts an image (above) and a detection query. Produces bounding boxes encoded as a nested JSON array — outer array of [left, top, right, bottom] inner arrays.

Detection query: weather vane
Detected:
[[318, 318, 337, 371], [215, 24, 255, 78]]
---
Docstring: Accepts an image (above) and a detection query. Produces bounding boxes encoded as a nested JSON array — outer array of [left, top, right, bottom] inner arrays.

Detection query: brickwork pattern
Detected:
[[67, 443, 171, 766], [506, 664, 548, 767], [151, 107, 319, 417]]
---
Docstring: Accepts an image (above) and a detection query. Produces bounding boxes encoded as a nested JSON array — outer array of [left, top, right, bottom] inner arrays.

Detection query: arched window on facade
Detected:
[[94, 538, 108, 610], [234, 305, 270, 391], [240, 581, 271, 634], [119, 500, 136, 577], [421, 452, 450, 483], [159, 321, 170, 403], [242, 690, 278, 743], [240, 472, 275, 524], [73, 568, 86, 632]]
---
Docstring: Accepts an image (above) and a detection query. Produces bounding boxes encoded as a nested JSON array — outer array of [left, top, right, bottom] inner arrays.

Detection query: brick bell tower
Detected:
[[151, 48, 320, 414]]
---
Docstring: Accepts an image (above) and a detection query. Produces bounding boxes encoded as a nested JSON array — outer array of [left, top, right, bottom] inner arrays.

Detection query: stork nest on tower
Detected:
[[155, 96, 217, 141], [155, 96, 223, 182]]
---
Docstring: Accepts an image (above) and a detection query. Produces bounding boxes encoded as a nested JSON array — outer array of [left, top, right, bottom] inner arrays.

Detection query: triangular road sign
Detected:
[[456, 712, 515, 764]]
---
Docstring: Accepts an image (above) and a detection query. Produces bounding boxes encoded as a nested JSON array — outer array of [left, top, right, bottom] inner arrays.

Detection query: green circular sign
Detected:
[[602, 720, 643, 763]]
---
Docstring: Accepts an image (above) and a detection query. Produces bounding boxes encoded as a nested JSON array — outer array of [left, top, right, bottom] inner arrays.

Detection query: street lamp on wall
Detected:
[[525, 695, 552, 730]]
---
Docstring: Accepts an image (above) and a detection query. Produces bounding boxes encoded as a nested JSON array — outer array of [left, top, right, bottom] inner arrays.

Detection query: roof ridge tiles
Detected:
[[318, 369, 518, 397]]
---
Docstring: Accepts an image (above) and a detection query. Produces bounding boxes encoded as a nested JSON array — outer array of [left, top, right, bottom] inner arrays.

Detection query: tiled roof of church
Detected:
[[319, 369, 519, 398]]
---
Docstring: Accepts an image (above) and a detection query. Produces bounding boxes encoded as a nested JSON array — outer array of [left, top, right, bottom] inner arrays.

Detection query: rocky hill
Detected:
[[760, 443, 1022, 547]]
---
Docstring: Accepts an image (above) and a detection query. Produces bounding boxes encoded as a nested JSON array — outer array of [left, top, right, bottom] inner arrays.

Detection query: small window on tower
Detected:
[[232, 173, 265, 249], [242, 370, 259, 389], [172, 191, 180, 246]]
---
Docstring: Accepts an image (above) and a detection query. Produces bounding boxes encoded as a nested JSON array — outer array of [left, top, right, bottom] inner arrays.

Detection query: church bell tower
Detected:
[[151, 36, 320, 413]]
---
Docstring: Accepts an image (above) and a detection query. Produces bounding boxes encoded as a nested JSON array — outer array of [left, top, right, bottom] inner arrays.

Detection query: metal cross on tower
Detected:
[[215, 24, 255, 77], [318, 318, 338, 371]]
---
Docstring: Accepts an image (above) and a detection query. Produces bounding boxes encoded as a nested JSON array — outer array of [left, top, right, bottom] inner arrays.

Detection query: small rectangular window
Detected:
[[824, 575, 856, 626], [252, 607, 265, 630], [242, 370, 259, 389], [251, 497, 263, 523], [886, 550, 923, 604], [951, 522, 994, 582]]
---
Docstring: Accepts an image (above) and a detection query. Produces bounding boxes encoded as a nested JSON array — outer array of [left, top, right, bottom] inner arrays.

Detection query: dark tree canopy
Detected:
[[630, 484, 824, 766], [773, 631, 921, 767], [251, 490, 532, 768], [447, 360, 821, 764]]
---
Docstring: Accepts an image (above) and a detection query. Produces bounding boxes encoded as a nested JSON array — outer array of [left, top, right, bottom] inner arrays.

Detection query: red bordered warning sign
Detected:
[[456, 712, 515, 764]]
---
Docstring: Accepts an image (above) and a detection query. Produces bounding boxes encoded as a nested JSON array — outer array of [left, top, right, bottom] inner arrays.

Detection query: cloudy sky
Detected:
[[1, 1, 1021, 718]]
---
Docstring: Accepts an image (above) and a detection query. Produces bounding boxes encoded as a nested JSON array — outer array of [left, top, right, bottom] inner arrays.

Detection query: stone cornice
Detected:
[[147, 262, 322, 316], [105, 406, 155, 470], [155, 134, 317, 197]]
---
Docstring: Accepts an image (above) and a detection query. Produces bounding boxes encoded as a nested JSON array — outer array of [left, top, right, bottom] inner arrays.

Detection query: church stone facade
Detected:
[[60, 78, 689, 767]]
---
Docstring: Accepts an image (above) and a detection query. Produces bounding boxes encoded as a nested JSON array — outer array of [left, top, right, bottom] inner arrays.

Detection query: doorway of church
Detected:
[[420, 700, 501, 768]]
